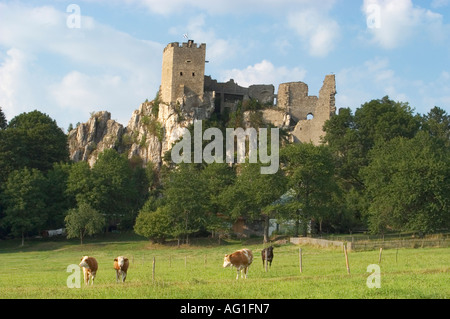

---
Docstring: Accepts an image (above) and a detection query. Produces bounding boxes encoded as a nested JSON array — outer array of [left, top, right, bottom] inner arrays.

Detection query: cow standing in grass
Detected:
[[114, 256, 129, 283], [261, 246, 274, 268], [79, 256, 98, 285], [223, 248, 253, 280]]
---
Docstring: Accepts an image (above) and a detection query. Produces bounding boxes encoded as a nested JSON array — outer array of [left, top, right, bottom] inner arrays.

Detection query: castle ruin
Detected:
[[67, 40, 337, 168], [160, 40, 336, 145]]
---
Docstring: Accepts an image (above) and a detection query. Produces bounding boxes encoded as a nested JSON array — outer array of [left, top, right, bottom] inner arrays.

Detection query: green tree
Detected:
[[421, 106, 450, 147], [66, 161, 95, 207], [361, 131, 450, 234], [223, 161, 287, 242], [64, 201, 105, 244], [45, 162, 72, 229], [279, 143, 337, 236], [163, 163, 208, 244], [0, 107, 6, 130], [322, 97, 422, 231], [134, 206, 172, 243], [91, 149, 138, 229], [0, 110, 68, 183], [201, 163, 236, 239], [1, 168, 47, 246]]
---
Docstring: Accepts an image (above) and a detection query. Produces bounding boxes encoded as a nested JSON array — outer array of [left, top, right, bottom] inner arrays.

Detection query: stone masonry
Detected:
[[159, 39, 337, 146]]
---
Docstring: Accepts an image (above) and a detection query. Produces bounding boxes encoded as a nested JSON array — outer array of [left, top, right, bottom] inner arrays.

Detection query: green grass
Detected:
[[0, 235, 448, 299]]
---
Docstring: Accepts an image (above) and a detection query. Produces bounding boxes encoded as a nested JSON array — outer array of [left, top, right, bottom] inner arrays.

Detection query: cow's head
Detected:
[[79, 256, 90, 269], [223, 254, 232, 268], [115, 256, 127, 267]]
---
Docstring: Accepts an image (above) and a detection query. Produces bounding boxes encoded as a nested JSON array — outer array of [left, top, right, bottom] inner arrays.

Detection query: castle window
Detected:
[[307, 113, 314, 120], [186, 60, 191, 63], [192, 72, 195, 77], [180, 72, 183, 76]]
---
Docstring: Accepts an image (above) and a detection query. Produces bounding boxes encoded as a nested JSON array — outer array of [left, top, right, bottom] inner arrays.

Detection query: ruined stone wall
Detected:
[[161, 41, 206, 104], [277, 82, 318, 122], [289, 75, 336, 145], [204, 76, 275, 112]]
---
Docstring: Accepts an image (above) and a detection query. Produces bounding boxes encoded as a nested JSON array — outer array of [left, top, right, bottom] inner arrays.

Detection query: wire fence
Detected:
[[291, 232, 450, 251]]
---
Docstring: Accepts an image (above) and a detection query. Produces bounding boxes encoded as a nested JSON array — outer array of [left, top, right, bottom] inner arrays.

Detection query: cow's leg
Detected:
[[83, 269, 89, 285], [90, 271, 96, 285], [116, 270, 119, 282], [122, 271, 127, 282]]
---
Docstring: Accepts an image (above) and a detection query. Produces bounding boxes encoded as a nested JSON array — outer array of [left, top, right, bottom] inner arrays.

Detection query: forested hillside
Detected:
[[0, 96, 449, 245]]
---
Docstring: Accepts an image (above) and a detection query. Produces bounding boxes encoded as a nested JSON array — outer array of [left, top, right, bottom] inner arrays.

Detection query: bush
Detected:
[[134, 206, 172, 243]]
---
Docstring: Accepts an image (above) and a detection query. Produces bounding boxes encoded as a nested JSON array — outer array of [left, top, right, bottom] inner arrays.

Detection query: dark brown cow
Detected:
[[223, 248, 253, 280], [261, 246, 274, 268]]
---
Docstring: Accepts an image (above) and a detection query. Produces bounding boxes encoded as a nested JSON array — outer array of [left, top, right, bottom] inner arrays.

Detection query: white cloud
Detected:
[[0, 2, 163, 129], [336, 57, 450, 115], [220, 60, 307, 88], [431, 0, 450, 8], [287, 9, 340, 57], [336, 57, 408, 110], [0, 48, 35, 120], [118, 0, 337, 15], [169, 14, 233, 64], [362, 0, 448, 49]]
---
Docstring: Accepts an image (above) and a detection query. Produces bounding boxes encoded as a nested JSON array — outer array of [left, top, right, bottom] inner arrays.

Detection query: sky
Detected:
[[1, 0, 450, 131]]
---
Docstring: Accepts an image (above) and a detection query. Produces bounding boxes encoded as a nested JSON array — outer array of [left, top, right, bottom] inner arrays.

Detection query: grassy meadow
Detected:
[[0, 234, 448, 299]]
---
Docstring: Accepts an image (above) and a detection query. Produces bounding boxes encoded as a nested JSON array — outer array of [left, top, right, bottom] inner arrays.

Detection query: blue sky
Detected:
[[1, 0, 449, 131]]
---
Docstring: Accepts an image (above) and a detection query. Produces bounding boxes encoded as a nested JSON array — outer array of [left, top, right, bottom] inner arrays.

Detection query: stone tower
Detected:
[[160, 40, 206, 105]]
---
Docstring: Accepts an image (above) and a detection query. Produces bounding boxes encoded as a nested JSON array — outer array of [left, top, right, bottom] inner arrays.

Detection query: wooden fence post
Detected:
[[378, 247, 383, 264], [152, 257, 155, 281], [299, 248, 303, 274], [344, 244, 350, 274]]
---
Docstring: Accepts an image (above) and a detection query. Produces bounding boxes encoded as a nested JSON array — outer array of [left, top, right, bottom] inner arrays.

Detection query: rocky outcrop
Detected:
[[68, 94, 214, 168], [68, 111, 125, 167]]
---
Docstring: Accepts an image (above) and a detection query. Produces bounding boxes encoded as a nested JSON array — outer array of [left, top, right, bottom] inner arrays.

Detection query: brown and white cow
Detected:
[[79, 256, 98, 285], [223, 248, 253, 280], [113, 256, 129, 283]]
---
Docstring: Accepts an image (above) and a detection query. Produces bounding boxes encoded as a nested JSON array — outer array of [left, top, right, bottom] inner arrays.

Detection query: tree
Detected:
[[279, 143, 337, 236], [361, 131, 450, 234], [66, 161, 95, 207], [45, 162, 72, 229], [322, 97, 422, 231], [134, 206, 172, 243], [90, 149, 138, 229], [0, 107, 6, 130], [64, 201, 105, 244], [0, 110, 68, 183], [201, 163, 236, 239], [1, 168, 47, 246], [223, 161, 287, 243], [421, 106, 450, 147], [162, 163, 208, 244]]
